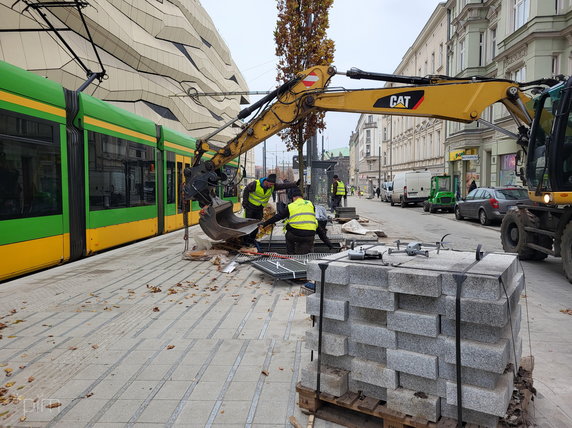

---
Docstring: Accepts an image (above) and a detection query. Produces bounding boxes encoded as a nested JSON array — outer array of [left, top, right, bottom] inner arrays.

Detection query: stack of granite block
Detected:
[[300, 246, 523, 427]]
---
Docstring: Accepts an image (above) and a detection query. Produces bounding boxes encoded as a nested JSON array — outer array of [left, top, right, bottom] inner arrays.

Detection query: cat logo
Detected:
[[373, 90, 425, 110]]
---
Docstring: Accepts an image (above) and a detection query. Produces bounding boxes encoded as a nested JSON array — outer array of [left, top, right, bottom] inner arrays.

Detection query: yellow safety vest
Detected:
[[331, 181, 346, 195], [248, 180, 273, 207], [285, 199, 318, 231]]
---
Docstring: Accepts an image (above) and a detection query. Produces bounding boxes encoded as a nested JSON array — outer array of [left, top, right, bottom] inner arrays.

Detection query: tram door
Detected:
[[175, 154, 192, 228]]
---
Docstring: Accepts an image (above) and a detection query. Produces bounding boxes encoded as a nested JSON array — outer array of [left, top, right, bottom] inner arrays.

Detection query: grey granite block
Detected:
[[397, 332, 440, 355], [438, 359, 501, 389], [446, 371, 514, 417], [349, 306, 387, 325], [305, 329, 348, 356], [307, 261, 350, 285], [398, 294, 443, 314], [322, 354, 354, 371], [350, 284, 396, 311], [387, 387, 441, 422], [306, 294, 348, 321], [348, 378, 387, 401], [388, 267, 442, 297], [438, 335, 510, 373], [347, 262, 389, 288], [387, 310, 439, 337], [348, 340, 387, 364], [300, 361, 348, 397], [399, 372, 447, 397], [386, 348, 438, 379], [442, 275, 523, 327], [441, 402, 500, 428], [320, 318, 352, 336], [315, 282, 350, 300], [351, 357, 398, 389], [440, 304, 521, 344], [351, 322, 396, 349]]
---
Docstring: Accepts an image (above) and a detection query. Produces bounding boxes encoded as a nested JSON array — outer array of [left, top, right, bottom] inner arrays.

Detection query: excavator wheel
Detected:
[[560, 222, 572, 283], [500, 208, 549, 261], [423, 201, 429, 212]]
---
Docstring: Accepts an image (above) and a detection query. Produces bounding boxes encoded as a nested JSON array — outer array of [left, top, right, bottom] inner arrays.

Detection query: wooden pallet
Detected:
[[297, 382, 437, 428]]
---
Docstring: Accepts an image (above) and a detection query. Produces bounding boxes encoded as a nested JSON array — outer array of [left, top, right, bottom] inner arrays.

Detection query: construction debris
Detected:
[[183, 249, 229, 261]]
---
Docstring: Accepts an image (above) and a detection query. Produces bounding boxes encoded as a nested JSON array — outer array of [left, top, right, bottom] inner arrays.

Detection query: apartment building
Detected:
[[350, 113, 384, 193], [350, 0, 572, 196]]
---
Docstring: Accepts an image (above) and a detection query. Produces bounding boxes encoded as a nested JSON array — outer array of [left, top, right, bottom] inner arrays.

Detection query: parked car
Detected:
[[391, 170, 432, 207], [454, 186, 531, 225], [380, 181, 393, 202]]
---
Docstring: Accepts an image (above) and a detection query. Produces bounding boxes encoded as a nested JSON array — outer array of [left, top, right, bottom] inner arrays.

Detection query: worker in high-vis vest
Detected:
[[330, 174, 347, 211], [259, 187, 318, 255], [242, 173, 297, 221]]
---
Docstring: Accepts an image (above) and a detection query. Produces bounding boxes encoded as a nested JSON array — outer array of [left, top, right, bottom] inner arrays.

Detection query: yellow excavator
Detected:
[[183, 65, 572, 282]]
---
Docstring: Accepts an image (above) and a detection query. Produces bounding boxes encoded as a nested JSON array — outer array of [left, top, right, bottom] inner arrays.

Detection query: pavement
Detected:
[[0, 196, 570, 427]]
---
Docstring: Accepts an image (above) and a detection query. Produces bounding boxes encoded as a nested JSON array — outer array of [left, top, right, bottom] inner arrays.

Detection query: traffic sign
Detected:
[[302, 72, 319, 87]]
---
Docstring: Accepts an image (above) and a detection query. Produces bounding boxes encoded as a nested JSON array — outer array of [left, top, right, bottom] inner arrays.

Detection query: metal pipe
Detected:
[[316, 262, 329, 396]]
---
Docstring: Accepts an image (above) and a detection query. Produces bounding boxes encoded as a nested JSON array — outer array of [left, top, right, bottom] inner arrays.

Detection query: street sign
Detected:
[[461, 154, 479, 161]]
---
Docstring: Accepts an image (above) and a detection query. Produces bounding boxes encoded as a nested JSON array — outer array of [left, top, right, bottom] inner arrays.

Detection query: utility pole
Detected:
[[321, 134, 324, 160], [263, 141, 267, 176], [378, 145, 381, 190]]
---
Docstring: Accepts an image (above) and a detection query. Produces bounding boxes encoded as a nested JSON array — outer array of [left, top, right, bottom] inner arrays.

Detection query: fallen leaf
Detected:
[[7, 336, 16, 338], [4, 368, 12, 377], [27, 377, 34, 383], [85, 392, 94, 398], [167, 345, 175, 350], [10, 309, 16, 314], [69, 346, 78, 351], [0, 411, 8, 417], [279, 367, 284, 371], [560, 308, 572, 315], [18, 366, 25, 370], [16, 386, 24, 390], [261, 370, 269, 376], [91, 344, 99, 349], [45, 402, 61, 409], [152, 307, 160, 312], [103, 307, 112, 311], [12, 320, 24, 324], [147, 285, 162, 293], [19, 416, 26, 422], [220, 410, 225, 414], [0, 323, 6, 330], [5, 382, 15, 388]]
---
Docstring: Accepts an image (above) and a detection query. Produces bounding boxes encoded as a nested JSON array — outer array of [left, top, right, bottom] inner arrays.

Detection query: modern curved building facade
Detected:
[[0, 0, 249, 149]]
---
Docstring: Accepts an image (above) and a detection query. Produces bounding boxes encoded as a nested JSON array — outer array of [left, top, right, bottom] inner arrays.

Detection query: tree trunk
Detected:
[[298, 126, 304, 191]]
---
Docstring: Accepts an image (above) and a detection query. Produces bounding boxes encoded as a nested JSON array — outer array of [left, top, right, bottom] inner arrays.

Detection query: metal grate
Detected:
[[247, 253, 330, 280]]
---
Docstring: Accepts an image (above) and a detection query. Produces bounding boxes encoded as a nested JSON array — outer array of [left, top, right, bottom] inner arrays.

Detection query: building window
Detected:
[[424, 60, 428, 75], [436, 130, 441, 156], [458, 38, 465, 72], [438, 44, 443, 68], [552, 55, 561, 76], [0, 110, 62, 220], [366, 129, 371, 143], [383, 127, 388, 141], [512, 66, 526, 82], [88, 132, 156, 210], [479, 32, 484, 66], [489, 27, 497, 61], [431, 52, 435, 73], [513, 0, 529, 31]]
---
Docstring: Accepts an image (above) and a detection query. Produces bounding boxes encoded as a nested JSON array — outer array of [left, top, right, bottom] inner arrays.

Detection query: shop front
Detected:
[[498, 153, 518, 186], [449, 148, 480, 197]]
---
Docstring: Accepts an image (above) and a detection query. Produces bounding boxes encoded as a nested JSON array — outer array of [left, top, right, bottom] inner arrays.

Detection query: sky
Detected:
[[201, 0, 444, 168]]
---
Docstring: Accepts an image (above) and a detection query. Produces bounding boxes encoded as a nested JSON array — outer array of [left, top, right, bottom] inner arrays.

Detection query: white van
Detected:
[[390, 170, 432, 207]]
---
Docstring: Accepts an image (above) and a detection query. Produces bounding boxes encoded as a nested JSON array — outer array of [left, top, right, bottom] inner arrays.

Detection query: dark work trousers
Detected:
[[243, 205, 264, 246], [331, 195, 343, 211], [285, 230, 315, 255]]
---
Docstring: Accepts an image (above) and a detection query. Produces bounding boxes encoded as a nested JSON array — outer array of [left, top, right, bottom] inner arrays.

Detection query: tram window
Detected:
[[166, 152, 176, 204], [177, 161, 183, 213], [88, 131, 155, 210], [0, 111, 61, 220]]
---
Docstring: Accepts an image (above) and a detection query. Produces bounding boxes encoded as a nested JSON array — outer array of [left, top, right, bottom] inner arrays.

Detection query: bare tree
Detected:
[[274, 0, 335, 190]]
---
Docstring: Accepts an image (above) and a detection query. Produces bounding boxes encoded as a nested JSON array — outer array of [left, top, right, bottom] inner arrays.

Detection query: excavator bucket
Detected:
[[199, 197, 260, 241]]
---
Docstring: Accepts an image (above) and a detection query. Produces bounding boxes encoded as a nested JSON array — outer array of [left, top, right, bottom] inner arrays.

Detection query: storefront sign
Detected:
[[449, 149, 464, 161], [461, 154, 479, 161]]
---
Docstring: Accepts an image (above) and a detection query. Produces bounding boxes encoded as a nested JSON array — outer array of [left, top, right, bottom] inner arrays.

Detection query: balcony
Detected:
[[363, 120, 377, 129]]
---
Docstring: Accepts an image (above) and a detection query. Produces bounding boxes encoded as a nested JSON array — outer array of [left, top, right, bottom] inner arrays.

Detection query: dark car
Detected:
[[454, 186, 531, 225]]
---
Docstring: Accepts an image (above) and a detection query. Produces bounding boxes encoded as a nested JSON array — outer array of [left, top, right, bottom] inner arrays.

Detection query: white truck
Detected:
[[390, 170, 432, 208]]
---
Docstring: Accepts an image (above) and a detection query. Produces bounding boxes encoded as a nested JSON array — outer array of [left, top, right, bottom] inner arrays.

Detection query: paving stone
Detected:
[[387, 348, 438, 379], [438, 335, 510, 373], [440, 304, 521, 344], [306, 294, 348, 321], [387, 309, 439, 337], [348, 378, 387, 401], [398, 294, 443, 314], [300, 360, 349, 397], [347, 262, 390, 288], [446, 371, 514, 417], [442, 275, 523, 327], [348, 340, 387, 364], [349, 306, 387, 325], [396, 332, 440, 355], [349, 284, 396, 311], [388, 267, 442, 297], [305, 329, 348, 356], [399, 372, 447, 397], [438, 359, 502, 389], [440, 401, 500, 428], [351, 322, 396, 349], [387, 387, 441, 422], [350, 357, 398, 389], [307, 261, 351, 285]]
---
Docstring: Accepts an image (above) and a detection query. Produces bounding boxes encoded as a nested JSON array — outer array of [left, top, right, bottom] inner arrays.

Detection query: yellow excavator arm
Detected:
[[196, 65, 533, 170]]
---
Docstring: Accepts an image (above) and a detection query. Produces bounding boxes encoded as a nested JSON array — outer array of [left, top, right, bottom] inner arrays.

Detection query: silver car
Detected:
[[454, 187, 531, 225]]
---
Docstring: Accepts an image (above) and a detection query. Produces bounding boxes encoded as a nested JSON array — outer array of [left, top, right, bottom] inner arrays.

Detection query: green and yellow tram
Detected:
[[0, 61, 240, 281]]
